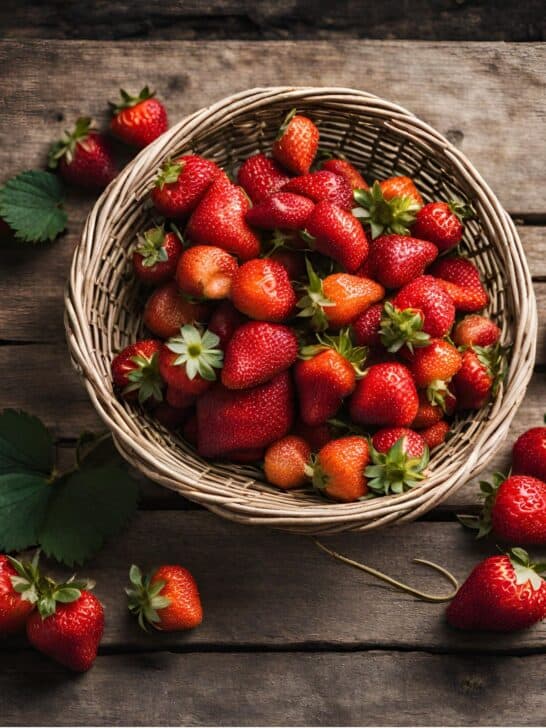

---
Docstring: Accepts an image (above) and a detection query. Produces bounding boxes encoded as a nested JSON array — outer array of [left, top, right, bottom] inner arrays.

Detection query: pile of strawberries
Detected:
[[111, 109, 504, 502]]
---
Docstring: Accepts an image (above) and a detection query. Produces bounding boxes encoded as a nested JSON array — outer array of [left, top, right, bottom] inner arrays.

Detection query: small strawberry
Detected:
[[246, 192, 315, 230], [453, 314, 501, 348], [187, 175, 261, 261], [222, 322, 298, 389], [446, 548, 546, 632], [321, 158, 369, 191], [0, 553, 40, 635], [512, 424, 546, 482], [429, 256, 489, 312], [237, 153, 291, 204], [176, 245, 238, 300], [272, 110, 319, 175], [452, 345, 503, 410], [380, 176, 424, 207], [48, 117, 117, 190], [153, 401, 191, 430], [390, 275, 456, 341], [159, 325, 223, 397], [366, 428, 429, 494], [305, 201, 369, 272], [111, 339, 163, 404], [126, 564, 202, 632], [110, 86, 168, 148], [151, 155, 222, 219], [143, 281, 212, 339], [231, 258, 296, 322], [207, 301, 247, 349], [349, 362, 419, 427], [353, 181, 422, 239], [352, 303, 383, 348], [132, 226, 183, 285], [282, 170, 353, 210], [419, 419, 450, 450], [411, 201, 472, 252], [412, 389, 456, 428], [365, 234, 438, 289], [264, 435, 311, 490], [407, 338, 462, 390], [307, 436, 370, 502]]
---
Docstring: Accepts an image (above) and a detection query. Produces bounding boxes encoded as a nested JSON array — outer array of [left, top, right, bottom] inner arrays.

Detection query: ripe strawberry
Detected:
[[412, 389, 455, 428], [151, 155, 222, 219], [197, 371, 294, 458], [231, 258, 296, 322], [305, 201, 369, 272], [143, 281, 212, 339], [453, 315, 501, 348], [282, 170, 353, 210], [176, 245, 238, 300], [349, 362, 419, 427], [412, 201, 471, 252], [407, 338, 462, 388], [380, 176, 424, 207], [187, 175, 261, 261], [132, 226, 183, 285], [293, 420, 333, 452], [512, 425, 546, 482], [352, 303, 383, 348], [353, 181, 422, 240], [321, 158, 369, 191], [429, 256, 489, 312], [365, 234, 438, 289], [419, 419, 450, 450], [0, 553, 39, 635], [110, 86, 168, 148], [272, 110, 319, 175], [446, 548, 546, 632], [159, 325, 223, 397], [166, 385, 197, 410], [295, 329, 366, 425], [367, 427, 429, 494], [208, 300, 247, 349], [153, 401, 191, 430], [111, 339, 163, 404], [126, 564, 202, 632], [237, 153, 291, 203], [270, 248, 307, 281], [389, 275, 456, 342], [246, 192, 315, 230], [48, 117, 117, 190], [309, 436, 370, 502], [264, 435, 311, 490], [452, 345, 502, 410]]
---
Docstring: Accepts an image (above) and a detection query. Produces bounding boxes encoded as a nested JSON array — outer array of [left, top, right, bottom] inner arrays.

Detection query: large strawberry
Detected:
[[429, 256, 489, 312], [365, 234, 438, 289], [349, 362, 419, 427], [264, 435, 311, 490], [111, 339, 163, 404], [151, 155, 222, 219], [282, 170, 353, 210], [452, 345, 502, 410], [132, 226, 183, 285], [512, 424, 546, 481], [272, 110, 319, 175], [237, 153, 291, 203], [159, 325, 223, 397], [110, 86, 168, 148], [453, 314, 501, 347], [305, 201, 369, 272], [143, 281, 212, 339], [366, 427, 429, 494], [412, 201, 472, 252], [0, 553, 40, 635], [231, 258, 296, 322], [176, 245, 238, 300], [308, 436, 370, 502], [245, 192, 315, 230], [321, 158, 369, 191], [353, 181, 422, 239]]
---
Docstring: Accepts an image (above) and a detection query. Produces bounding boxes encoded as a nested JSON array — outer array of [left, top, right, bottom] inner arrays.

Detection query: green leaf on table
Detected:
[[0, 409, 54, 475], [0, 170, 67, 243], [0, 472, 51, 551]]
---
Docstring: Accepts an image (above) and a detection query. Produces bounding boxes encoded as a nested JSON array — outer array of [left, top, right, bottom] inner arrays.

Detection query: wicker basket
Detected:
[[65, 87, 537, 535]]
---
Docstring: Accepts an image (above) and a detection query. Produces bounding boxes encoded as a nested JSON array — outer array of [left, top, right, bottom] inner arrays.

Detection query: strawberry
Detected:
[[352, 303, 383, 348], [270, 248, 307, 281], [293, 420, 333, 452], [231, 258, 296, 322], [187, 175, 261, 261], [353, 181, 422, 239], [365, 234, 438, 289], [349, 362, 419, 427], [197, 371, 294, 458], [407, 339, 462, 389], [153, 401, 191, 430], [132, 226, 183, 285], [0, 553, 40, 635], [264, 435, 311, 490], [229, 448, 265, 464], [166, 385, 197, 410], [151, 155, 222, 219], [419, 419, 450, 450], [26, 577, 104, 672], [159, 325, 223, 397], [176, 245, 238, 300], [412, 389, 455, 428], [453, 315, 501, 348], [245, 192, 315, 230], [295, 329, 366, 425], [110, 86, 168, 148], [380, 176, 423, 207], [272, 110, 319, 175], [48, 117, 117, 190], [308, 436, 370, 502], [446, 548, 546, 632], [222, 322, 298, 390], [208, 300, 247, 349], [429, 256, 489, 312], [282, 170, 353, 210], [321, 158, 369, 191], [237, 153, 291, 204], [305, 201, 369, 272], [412, 201, 472, 252], [452, 345, 502, 410], [366, 427, 429, 494], [111, 339, 163, 404], [512, 425, 546, 482], [143, 281, 212, 339]]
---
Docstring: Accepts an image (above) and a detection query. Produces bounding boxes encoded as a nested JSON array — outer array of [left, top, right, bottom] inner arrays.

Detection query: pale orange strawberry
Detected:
[[264, 436, 311, 490]]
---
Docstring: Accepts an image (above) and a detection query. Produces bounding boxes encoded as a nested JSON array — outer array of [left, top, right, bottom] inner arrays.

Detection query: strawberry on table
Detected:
[[110, 86, 168, 148], [264, 435, 311, 490], [237, 153, 291, 203], [321, 158, 369, 191], [512, 424, 546, 482], [245, 192, 315, 230], [411, 201, 472, 252], [308, 436, 370, 502], [453, 314, 501, 347], [305, 200, 369, 272], [272, 109, 319, 175], [430, 256, 489, 312], [207, 301, 247, 349], [282, 170, 353, 210], [151, 154, 222, 219], [132, 226, 183, 285], [231, 258, 296, 322], [0, 553, 40, 636], [159, 325, 223, 397], [365, 234, 438, 289], [349, 362, 419, 427], [352, 181, 422, 239], [111, 339, 163, 404], [366, 427, 429, 494], [143, 281, 212, 339], [176, 245, 238, 300], [452, 345, 502, 410]]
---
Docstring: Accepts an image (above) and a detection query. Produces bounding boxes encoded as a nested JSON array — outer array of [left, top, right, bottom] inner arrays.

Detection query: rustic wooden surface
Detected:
[[0, 39, 545, 726]]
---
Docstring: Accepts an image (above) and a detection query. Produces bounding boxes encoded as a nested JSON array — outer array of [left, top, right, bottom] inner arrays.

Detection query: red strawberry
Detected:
[[176, 245, 238, 300], [407, 338, 462, 388], [151, 155, 222, 219], [132, 227, 183, 285], [197, 371, 294, 458], [143, 281, 212, 339], [366, 427, 429, 494], [246, 192, 314, 230], [270, 248, 306, 281], [166, 385, 197, 410], [321, 158, 369, 191], [349, 362, 419, 427], [0, 553, 39, 635], [430, 257, 489, 312], [453, 315, 501, 348], [48, 117, 117, 190], [352, 303, 383, 348], [293, 420, 333, 452], [282, 170, 353, 210], [110, 86, 168, 148], [309, 436, 370, 502], [187, 175, 261, 261], [264, 435, 311, 490], [237, 153, 291, 204], [231, 259, 296, 322], [390, 275, 456, 340], [446, 549, 546, 632], [512, 425, 546, 482], [208, 301, 247, 349], [126, 564, 202, 632], [366, 234, 438, 289], [412, 389, 456, 428], [222, 322, 298, 389], [412, 201, 471, 252], [159, 325, 223, 397], [111, 339, 163, 404], [379, 176, 423, 207], [353, 181, 422, 240], [272, 110, 319, 175], [305, 201, 369, 272], [452, 346, 502, 410], [419, 419, 450, 450], [153, 401, 191, 430]]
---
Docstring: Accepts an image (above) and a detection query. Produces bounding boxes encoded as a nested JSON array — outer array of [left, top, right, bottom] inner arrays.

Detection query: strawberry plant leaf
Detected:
[[0, 409, 54, 476], [0, 473, 51, 551], [0, 170, 67, 244]]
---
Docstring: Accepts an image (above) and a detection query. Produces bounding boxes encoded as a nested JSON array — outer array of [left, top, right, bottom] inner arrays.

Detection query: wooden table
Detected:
[[0, 39, 545, 726]]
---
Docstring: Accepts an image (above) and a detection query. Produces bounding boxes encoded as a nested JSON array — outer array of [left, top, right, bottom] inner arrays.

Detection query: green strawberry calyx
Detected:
[[365, 437, 430, 495], [48, 117, 95, 169], [135, 226, 169, 268], [457, 471, 506, 538], [7, 550, 42, 607], [509, 548, 546, 591], [380, 301, 431, 353], [426, 379, 451, 413], [125, 564, 171, 632], [110, 86, 156, 115], [352, 181, 421, 239], [448, 199, 475, 222], [155, 159, 183, 189], [276, 107, 297, 142], [305, 454, 329, 492], [472, 343, 506, 396], [299, 328, 367, 378], [123, 351, 164, 404], [296, 258, 335, 332], [167, 325, 223, 381]]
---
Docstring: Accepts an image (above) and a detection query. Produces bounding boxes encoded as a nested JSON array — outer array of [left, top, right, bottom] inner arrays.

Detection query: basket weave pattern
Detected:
[[65, 87, 537, 534]]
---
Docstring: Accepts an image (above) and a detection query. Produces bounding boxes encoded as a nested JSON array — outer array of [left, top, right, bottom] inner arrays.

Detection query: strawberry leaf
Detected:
[[0, 473, 51, 551], [0, 409, 54, 475], [0, 170, 67, 244]]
